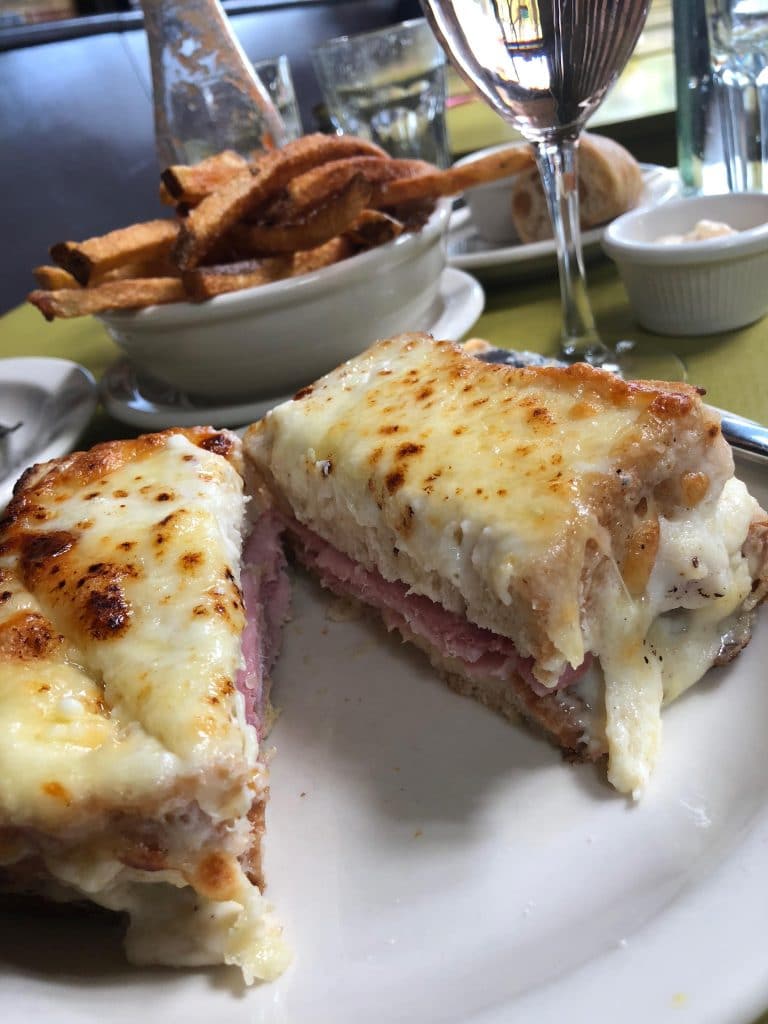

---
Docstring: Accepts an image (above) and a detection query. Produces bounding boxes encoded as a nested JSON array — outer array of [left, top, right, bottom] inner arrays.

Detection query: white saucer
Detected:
[[100, 267, 485, 431], [447, 164, 680, 281], [0, 357, 98, 512]]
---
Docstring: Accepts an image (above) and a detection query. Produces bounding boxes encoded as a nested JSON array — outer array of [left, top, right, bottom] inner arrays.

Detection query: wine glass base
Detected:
[[610, 340, 688, 383]]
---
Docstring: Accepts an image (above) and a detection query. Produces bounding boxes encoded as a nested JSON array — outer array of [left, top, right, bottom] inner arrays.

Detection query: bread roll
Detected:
[[510, 133, 643, 243]]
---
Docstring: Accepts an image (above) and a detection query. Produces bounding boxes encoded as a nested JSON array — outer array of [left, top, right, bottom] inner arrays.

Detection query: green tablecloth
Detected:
[[1, 258, 766, 444]]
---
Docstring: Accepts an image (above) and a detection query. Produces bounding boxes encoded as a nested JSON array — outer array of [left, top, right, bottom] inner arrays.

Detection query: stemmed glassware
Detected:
[[419, 0, 685, 380]]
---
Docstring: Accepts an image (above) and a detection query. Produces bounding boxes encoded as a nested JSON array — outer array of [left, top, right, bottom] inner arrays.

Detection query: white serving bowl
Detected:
[[98, 200, 451, 402], [602, 192, 768, 336], [454, 144, 522, 244]]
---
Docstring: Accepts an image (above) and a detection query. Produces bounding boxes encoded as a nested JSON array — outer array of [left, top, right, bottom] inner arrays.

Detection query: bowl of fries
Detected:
[[29, 133, 523, 402], [97, 200, 451, 401]]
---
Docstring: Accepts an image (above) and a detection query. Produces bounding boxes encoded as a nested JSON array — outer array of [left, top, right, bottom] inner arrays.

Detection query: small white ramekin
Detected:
[[602, 192, 768, 336]]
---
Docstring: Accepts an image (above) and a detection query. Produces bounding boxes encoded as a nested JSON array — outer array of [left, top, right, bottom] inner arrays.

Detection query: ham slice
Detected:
[[237, 511, 290, 736], [283, 516, 603, 757]]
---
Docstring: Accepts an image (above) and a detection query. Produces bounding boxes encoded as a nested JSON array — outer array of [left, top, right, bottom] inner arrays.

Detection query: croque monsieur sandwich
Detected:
[[245, 333, 768, 797], [0, 428, 289, 981]]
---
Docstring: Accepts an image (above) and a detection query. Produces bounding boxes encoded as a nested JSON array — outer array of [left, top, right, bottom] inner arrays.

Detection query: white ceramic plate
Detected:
[[99, 268, 485, 430], [0, 357, 97, 512], [447, 164, 681, 280], [2, 457, 768, 1024]]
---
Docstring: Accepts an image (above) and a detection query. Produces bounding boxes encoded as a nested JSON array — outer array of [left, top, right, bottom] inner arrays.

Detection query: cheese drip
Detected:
[[598, 477, 760, 797]]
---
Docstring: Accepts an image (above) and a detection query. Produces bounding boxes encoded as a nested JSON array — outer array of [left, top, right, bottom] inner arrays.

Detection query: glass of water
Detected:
[[311, 18, 451, 168]]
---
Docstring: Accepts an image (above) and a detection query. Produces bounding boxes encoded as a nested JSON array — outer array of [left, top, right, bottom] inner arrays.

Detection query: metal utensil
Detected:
[[0, 420, 22, 477]]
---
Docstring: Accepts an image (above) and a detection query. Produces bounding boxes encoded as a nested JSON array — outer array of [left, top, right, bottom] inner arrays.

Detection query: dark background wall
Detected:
[[0, 0, 421, 313]]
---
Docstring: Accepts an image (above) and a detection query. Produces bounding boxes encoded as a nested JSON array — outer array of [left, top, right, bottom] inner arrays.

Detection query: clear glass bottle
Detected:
[[141, 0, 288, 167], [673, 0, 716, 193]]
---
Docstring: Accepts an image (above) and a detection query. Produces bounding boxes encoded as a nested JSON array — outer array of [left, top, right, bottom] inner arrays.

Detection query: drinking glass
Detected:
[[707, 0, 768, 193], [312, 18, 451, 168], [419, 0, 685, 380], [252, 55, 304, 142]]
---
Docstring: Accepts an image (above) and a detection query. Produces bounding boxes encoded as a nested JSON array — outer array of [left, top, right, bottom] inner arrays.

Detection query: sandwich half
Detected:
[[245, 333, 768, 797], [0, 427, 289, 981]]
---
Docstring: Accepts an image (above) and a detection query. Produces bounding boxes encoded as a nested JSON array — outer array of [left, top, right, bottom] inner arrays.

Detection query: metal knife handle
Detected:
[[715, 408, 768, 463]]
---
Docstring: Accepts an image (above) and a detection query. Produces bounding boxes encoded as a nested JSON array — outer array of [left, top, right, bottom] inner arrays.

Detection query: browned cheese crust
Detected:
[[0, 427, 265, 904]]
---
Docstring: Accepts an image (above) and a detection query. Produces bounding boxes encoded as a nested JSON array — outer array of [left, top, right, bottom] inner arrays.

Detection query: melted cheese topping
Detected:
[[0, 433, 255, 823], [38, 859, 289, 983], [0, 428, 288, 980], [247, 333, 765, 796], [598, 477, 760, 795]]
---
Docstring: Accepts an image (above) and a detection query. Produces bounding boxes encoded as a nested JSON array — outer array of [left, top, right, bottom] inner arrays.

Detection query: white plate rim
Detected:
[[447, 163, 681, 272], [99, 267, 485, 431], [0, 357, 97, 512]]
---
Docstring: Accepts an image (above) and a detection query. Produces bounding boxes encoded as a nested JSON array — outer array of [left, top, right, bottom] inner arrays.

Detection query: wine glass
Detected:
[[419, 0, 685, 380]]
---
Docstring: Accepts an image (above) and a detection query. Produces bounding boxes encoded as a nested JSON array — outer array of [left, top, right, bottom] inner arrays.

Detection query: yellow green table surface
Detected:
[[1, 259, 766, 448]]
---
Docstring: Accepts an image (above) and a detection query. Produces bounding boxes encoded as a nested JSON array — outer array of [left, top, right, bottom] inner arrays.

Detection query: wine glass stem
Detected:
[[534, 136, 610, 364]]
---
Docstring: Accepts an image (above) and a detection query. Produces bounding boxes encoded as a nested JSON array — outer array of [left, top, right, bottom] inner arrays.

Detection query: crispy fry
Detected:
[[173, 133, 387, 270], [33, 265, 79, 290], [227, 175, 373, 256], [161, 150, 249, 204], [285, 156, 431, 218], [182, 257, 292, 300], [290, 236, 354, 276], [32, 134, 540, 321], [28, 278, 186, 320], [90, 256, 180, 286], [50, 220, 178, 286], [342, 209, 404, 249], [372, 145, 535, 206], [386, 198, 437, 233], [159, 180, 176, 206]]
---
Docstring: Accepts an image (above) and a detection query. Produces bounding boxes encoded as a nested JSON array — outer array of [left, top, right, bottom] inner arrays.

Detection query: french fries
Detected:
[[182, 257, 292, 300], [290, 237, 354, 276], [33, 265, 79, 290], [372, 147, 536, 206], [161, 149, 249, 205], [284, 156, 431, 218], [30, 133, 535, 319], [28, 278, 186, 320], [228, 175, 372, 256], [342, 209, 404, 248], [173, 133, 388, 269], [50, 220, 178, 286]]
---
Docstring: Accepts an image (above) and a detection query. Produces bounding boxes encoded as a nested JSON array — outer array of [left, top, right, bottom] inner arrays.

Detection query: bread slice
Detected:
[[0, 428, 289, 982], [245, 333, 768, 797], [510, 132, 644, 243]]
